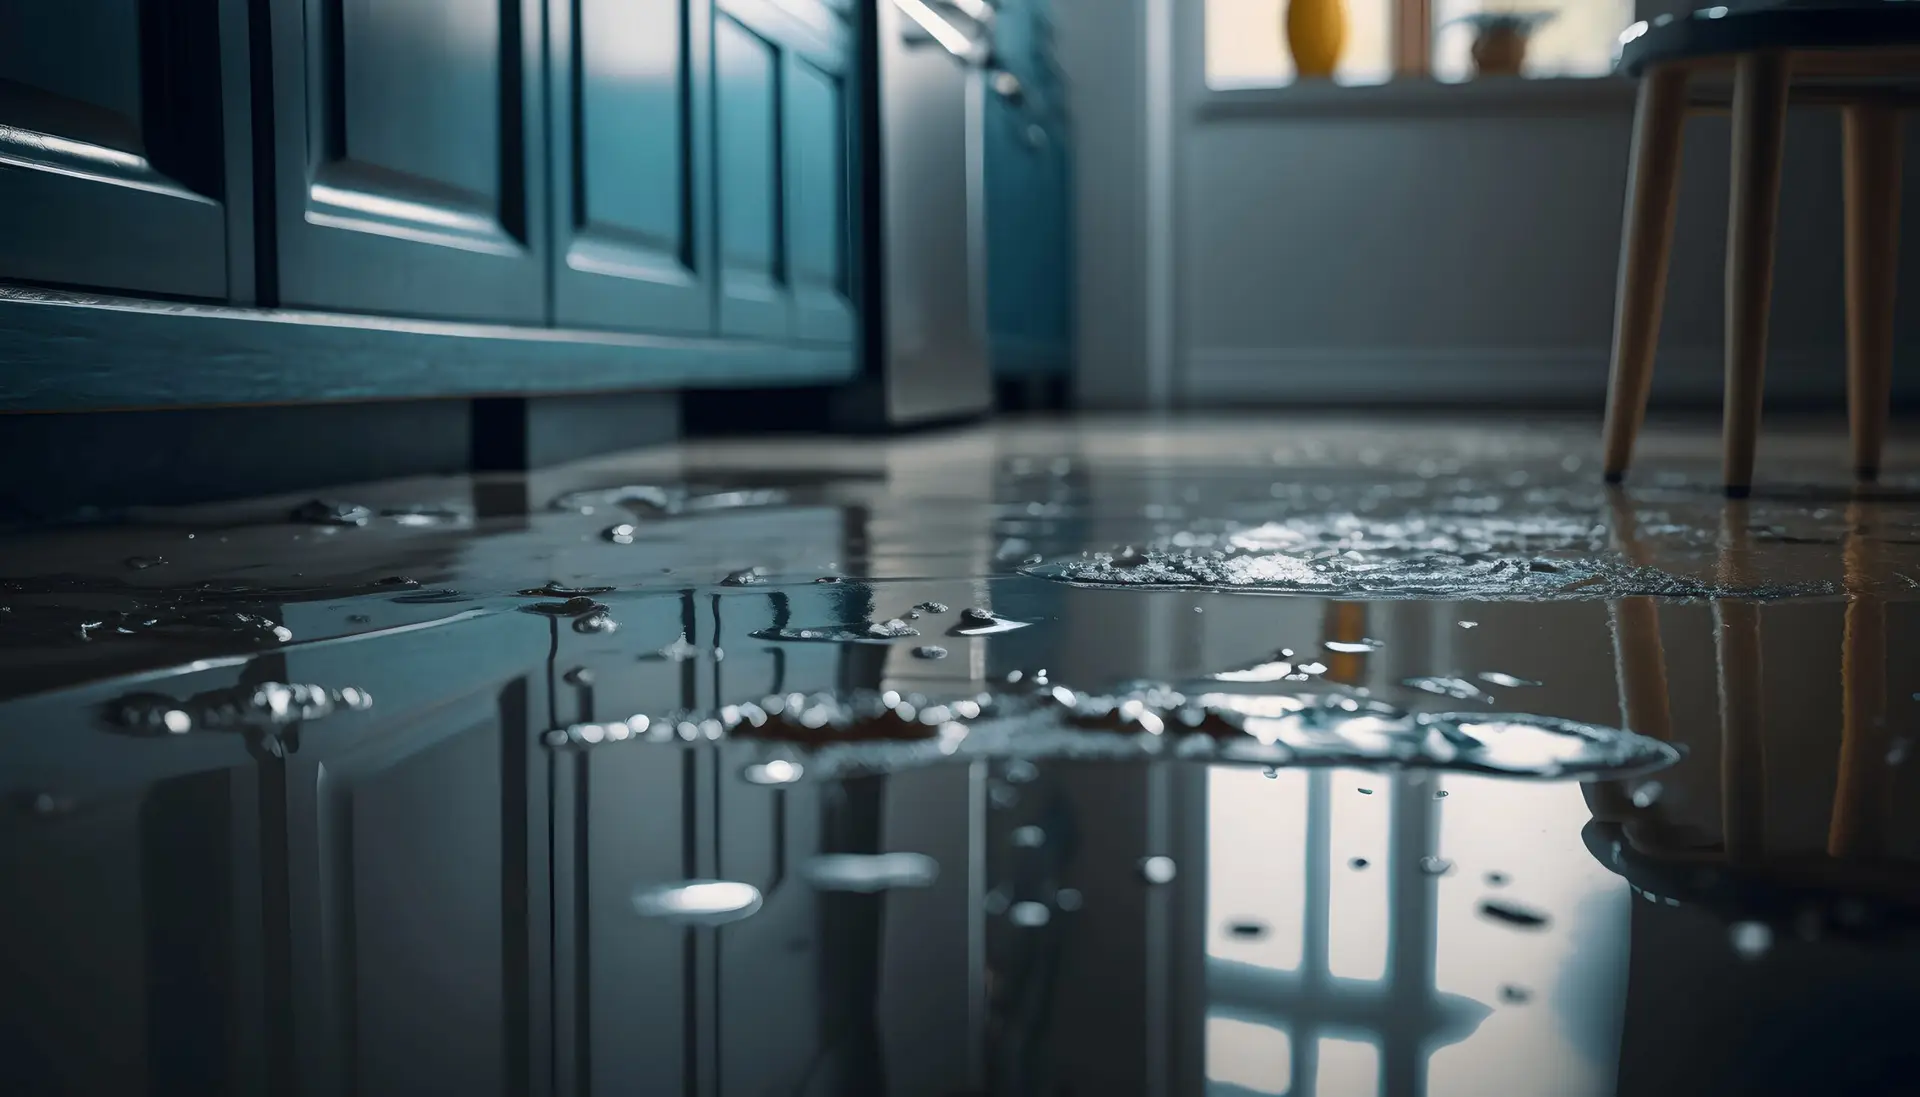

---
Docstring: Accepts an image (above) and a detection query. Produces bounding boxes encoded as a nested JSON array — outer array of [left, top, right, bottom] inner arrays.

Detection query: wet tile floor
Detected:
[[4, 414, 1920, 1096]]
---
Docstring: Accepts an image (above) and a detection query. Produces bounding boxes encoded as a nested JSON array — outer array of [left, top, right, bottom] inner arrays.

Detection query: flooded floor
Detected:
[[4, 414, 1920, 1096]]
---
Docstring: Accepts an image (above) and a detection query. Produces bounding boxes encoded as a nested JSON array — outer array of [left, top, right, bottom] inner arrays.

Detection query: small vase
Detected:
[[1286, 0, 1348, 80], [1456, 11, 1556, 78]]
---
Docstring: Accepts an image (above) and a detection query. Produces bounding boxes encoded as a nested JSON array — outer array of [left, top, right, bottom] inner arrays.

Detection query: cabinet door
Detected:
[[0, 0, 242, 299], [268, 0, 546, 323], [549, 0, 712, 334], [713, 1, 854, 344]]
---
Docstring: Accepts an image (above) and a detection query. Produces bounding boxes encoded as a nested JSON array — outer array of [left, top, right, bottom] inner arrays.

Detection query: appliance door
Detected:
[[877, 0, 994, 425]]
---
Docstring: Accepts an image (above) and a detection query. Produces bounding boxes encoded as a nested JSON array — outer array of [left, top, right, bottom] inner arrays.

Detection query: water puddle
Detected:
[[1025, 548, 1838, 601]]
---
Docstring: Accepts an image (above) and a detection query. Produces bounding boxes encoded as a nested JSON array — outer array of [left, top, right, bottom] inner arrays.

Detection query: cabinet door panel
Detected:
[[714, 15, 788, 339], [0, 0, 235, 298], [271, 0, 545, 322], [783, 56, 852, 344], [550, 0, 712, 333]]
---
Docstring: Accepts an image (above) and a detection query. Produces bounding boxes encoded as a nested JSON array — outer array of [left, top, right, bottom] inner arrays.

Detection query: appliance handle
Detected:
[[892, 0, 993, 66]]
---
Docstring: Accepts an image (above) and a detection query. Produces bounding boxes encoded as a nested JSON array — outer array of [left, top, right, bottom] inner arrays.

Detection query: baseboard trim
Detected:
[[1181, 346, 1914, 407]]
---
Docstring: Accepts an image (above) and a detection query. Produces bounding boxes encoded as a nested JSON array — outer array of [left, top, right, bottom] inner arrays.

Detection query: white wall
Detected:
[[1056, 0, 1920, 409], [1181, 104, 1920, 407]]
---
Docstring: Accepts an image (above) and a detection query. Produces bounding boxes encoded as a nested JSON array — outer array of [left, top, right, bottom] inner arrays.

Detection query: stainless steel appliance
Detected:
[[853, 0, 997, 427]]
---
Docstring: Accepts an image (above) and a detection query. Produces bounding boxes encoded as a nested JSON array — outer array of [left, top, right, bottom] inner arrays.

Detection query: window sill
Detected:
[[1194, 75, 1639, 121]]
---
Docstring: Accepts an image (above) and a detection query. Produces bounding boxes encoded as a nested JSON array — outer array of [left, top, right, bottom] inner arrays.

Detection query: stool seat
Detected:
[[1601, 1, 1914, 493], [1619, 4, 1920, 79]]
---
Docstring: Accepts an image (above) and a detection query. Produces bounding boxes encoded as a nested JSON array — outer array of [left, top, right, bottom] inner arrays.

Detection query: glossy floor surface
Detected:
[[4, 415, 1920, 1097]]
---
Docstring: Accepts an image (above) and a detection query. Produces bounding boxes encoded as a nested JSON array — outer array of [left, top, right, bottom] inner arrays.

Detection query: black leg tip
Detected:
[[1602, 470, 1625, 485], [1724, 484, 1751, 500], [1857, 466, 1880, 483]]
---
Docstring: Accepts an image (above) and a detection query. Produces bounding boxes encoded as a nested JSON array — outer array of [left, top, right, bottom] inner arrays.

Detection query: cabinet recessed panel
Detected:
[[551, 0, 711, 333], [783, 56, 852, 343], [272, 0, 545, 322], [0, 0, 231, 298], [714, 14, 787, 339]]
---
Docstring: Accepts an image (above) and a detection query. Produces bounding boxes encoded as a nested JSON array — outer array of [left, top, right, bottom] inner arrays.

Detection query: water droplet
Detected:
[[743, 759, 804, 785], [1139, 856, 1177, 885], [1324, 638, 1383, 654], [911, 645, 948, 660], [949, 609, 1032, 636], [162, 709, 192, 734], [1484, 871, 1509, 886], [1630, 781, 1663, 808], [1889, 738, 1911, 765], [1193, 605, 1204, 614], [524, 596, 609, 617], [813, 575, 841, 584], [1730, 920, 1773, 960], [721, 568, 765, 586], [1009, 901, 1052, 927], [1024, 554, 1044, 566], [1403, 676, 1496, 703], [1227, 920, 1268, 938], [1458, 621, 1479, 629], [564, 667, 595, 686], [1056, 888, 1084, 911], [915, 601, 950, 614], [519, 581, 615, 598], [1478, 898, 1550, 929], [1434, 790, 1450, 799], [802, 852, 939, 892], [632, 880, 763, 925], [603, 523, 637, 544], [1357, 787, 1374, 795], [1419, 856, 1454, 876], [1011, 825, 1045, 848], [574, 612, 618, 635], [1499, 984, 1532, 1004], [1349, 857, 1370, 870], [124, 556, 165, 570], [1476, 671, 1540, 689], [289, 499, 372, 526], [1003, 759, 1039, 783]]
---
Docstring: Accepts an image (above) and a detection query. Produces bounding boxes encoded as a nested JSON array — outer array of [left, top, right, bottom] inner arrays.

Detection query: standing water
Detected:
[[1, 419, 1918, 1095]]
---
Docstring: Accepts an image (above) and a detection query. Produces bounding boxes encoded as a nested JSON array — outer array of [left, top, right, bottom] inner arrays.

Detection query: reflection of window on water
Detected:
[[1203, 0, 1632, 88], [1204, 766, 1631, 1096]]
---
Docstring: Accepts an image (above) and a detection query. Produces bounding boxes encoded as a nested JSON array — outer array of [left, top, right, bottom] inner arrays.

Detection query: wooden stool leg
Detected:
[[1722, 52, 1791, 498], [1844, 102, 1902, 483], [1603, 66, 1691, 483]]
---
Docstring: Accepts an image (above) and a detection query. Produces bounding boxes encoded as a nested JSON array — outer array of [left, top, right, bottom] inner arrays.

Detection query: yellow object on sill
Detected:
[[1285, 0, 1348, 79]]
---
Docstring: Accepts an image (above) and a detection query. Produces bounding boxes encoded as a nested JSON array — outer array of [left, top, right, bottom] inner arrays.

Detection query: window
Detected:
[[1204, 0, 1635, 89]]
